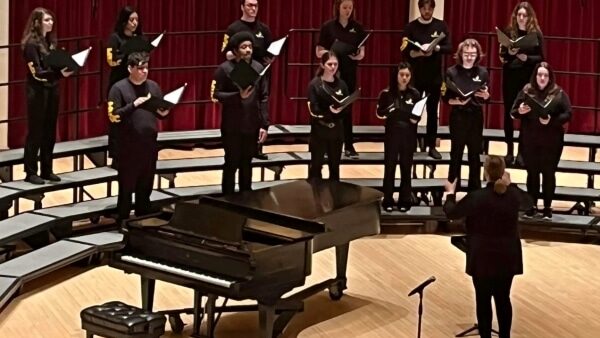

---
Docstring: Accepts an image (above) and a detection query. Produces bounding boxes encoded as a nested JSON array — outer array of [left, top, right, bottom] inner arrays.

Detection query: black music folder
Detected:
[[495, 27, 538, 50], [229, 61, 270, 90], [330, 33, 370, 56], [329, 88, 361, 110], [119, 31, 165, 55], [406, 32, 446, 53], [140, 83, 187, 112], [45, 47, 92, 71], [524, 93, 556, 119], [446, 79, 487, 99]]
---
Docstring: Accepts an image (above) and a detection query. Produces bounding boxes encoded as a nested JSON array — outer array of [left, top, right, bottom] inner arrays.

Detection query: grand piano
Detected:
[[110, 179, 383, 337]]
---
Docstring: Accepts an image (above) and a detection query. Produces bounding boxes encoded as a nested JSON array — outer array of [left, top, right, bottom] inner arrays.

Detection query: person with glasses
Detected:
[[442, 39, 490, 191], [221, 0, 272, 160], [499, 2, 544, 166]]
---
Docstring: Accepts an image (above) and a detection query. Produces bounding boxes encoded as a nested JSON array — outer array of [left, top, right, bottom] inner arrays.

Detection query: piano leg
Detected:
[[205, 294, 217, 338], [330, 243, 349, 300], [191, 291, 204, 337], [141, 276, 156, 311], [258, 303, 275, 338]]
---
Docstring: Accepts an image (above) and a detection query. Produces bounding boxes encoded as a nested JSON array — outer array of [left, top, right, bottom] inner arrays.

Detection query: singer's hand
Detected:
[[258, 128, 268, 143]]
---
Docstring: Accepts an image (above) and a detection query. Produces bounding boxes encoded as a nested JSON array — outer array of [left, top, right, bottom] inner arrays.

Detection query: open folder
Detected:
[[406, 32, 446, 53], [267, 35, 288, 56], [229, 61, 270, 89], [46, 47, 92, 71], [411, 95, 428, 118], [331, 33, 370, 56], [120, 31, 166, 55], [495, 27, 538, 49], [524, 93, 557, 119], [140, 83, 187, 112], [446, 79, 487, 99]]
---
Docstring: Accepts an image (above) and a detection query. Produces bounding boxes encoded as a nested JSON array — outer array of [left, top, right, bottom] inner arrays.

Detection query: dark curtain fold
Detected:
[[443, 0, 600, 133]]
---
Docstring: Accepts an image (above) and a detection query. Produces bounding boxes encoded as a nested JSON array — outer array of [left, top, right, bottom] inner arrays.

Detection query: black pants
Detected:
[[522, 139, 563, 208], [309, 124, 343, 180], [502, 68, 530, 155], [472, 275, 514, 338], [222, 130, 257, 195], [449, 109, 483, 191], [108, 123, 119, 167], [382, 126, 416, 207], [340, 64, 357, 151], [24, 82, 59, 177], [415, 82, 441, 148], [117, 138, 158, 222]]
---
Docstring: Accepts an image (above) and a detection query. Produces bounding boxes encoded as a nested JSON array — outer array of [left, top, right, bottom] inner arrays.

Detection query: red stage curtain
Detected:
[[443, 0, 600, 133], [7, 0, 408, 147]]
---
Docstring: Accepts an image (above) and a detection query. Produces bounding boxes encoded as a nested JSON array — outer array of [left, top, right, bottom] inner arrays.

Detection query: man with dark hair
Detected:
[[212, 31, 270, 195], [108, 52, 170, 223], [401, 0, 452, 159], [221, 0, 272, 160]]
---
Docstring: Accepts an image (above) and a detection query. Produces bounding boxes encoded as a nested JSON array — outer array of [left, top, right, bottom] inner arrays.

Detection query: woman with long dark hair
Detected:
[[376, 62, 421, 212], [307, 51, 347, 180], [500, 1, 544, 166], [316, 0, 367, 159], [106, 6, 143, 168], [21, 7, 73, 185], [511, 62, 571, 220]]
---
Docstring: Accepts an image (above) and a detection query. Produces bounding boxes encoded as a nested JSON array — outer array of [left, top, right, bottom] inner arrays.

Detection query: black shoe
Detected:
[[515, 153, 525, 167], [542, 207, 552, 220], [344, 149, 359, 159], [25, 175, 45, 185], [504, 154, 515, 165], [428, 148, 442, 160], [254, 152, 269, 160], [523, 206, 538, 218], [41, 173, 61, 182]]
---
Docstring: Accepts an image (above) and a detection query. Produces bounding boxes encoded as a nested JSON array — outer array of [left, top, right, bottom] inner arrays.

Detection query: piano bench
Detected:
[[80, 301, 166, 338]]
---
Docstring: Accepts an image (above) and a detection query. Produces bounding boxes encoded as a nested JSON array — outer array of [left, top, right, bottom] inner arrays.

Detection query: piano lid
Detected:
[[218, 179, 383, 221]]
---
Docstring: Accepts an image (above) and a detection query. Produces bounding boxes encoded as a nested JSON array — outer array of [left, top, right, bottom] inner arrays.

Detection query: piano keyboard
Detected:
[[120, 255, 234, 288]]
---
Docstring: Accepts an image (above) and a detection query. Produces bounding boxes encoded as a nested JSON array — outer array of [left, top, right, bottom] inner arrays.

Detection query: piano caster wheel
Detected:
[[168, 314, 185, 333], [328, 285, 344, 301]]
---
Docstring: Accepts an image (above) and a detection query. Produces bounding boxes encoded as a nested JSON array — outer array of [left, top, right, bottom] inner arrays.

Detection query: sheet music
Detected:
[[267, 36, 288, 56], [151, 31, 166, 47], [411, 96, 428, 117], [71, 47, 92, 67], [163, 83, 187, 104]]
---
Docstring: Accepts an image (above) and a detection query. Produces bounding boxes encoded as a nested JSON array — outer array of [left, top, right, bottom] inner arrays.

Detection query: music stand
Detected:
[[408, 276, 436, 338], [451, 236, 500, 337]]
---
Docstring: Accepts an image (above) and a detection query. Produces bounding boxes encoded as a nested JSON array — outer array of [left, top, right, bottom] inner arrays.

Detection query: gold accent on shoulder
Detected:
[[440, 82, 447, 96], [107, 101, 121, 123], [221, 34, 230, 52], [106, 48, 119, 67], [400, 37, 408, 51], [27, 61, 48, 82], [210, 80, 218, 103]]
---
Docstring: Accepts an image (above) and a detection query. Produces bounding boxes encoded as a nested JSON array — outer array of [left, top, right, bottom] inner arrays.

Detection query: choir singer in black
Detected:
[[511, 62, 571, 220], [444, 155, 532, 338], [307, 51, 347, 181], [211, 31, 270, 195], [22, 7, 74, 185], [401, 0, 451, 160], [442, 39, 489, 192], [376, 62, 421, 212], [107, 52, 170, 224]]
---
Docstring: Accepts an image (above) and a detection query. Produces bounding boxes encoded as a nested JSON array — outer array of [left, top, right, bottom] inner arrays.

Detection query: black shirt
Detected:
[[222, 19, 273, 64], [107, 78, 164, 140], [443, 64, 490, 109], [444, 183, 533, 277], [376, 87, 422, 128], [106, 32, 137, 88], [317, 19, 367, 71], [401, 18, 452, 86], [23, 40, 61, 87], [211, 59, 270, 133], [307, 76, 349, 126], [499, 28, 544, 70]]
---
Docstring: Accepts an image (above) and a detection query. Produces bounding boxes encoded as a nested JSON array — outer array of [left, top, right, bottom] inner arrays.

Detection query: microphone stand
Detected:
[[416, 289, 424, 338], [409, 276, 436, 338]]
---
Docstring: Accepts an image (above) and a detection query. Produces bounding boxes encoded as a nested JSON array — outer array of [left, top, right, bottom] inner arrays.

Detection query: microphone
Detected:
[[408, 276, 436, 296]]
